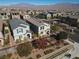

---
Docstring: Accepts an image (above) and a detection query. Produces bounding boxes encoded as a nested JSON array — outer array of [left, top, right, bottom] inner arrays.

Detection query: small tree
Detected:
[[55, 31, 68, 45], [51, 25, 60, 32], [56, 31, 68, 40], [36, 13, 47, 19], [16, 42, 33, 57]]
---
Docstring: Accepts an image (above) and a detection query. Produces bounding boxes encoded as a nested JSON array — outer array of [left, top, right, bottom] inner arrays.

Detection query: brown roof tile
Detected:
[[25, 18, 44, 26]]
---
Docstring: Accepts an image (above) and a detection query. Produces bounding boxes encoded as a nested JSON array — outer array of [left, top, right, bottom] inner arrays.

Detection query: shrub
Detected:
[[0, 53, 12, 59], [16, 42, 33, 57]]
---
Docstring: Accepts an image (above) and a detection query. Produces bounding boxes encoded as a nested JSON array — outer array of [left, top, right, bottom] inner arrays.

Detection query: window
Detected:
[[4, 13, 6, 15], [40, 27, 42, 30], [1, 13, 4, 15], [17, 28, 23, 33], [42, 26, 44, 29], [47, 31, 49, 35], [40, 32, 43, 34], [13, 13, 15, 15], [40, 26, 44, 30], [27, 34, 30, 38], [0, 40, 1, 42]]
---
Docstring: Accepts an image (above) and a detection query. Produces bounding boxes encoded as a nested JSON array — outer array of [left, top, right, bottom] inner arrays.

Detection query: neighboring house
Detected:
[[47, 13, 52, 19], [9, 19, 32, 41], [20, 12, 31, 19], [23, 15, 31, 19], [42, 12, 52, 19], [0, 11, 10, 20], [0, 15, 9, 20], [0, 21, 4, 46], [53, 12, 64, 17], [28, 10, 34, 15], [25, 18, 50, 37], [19, 11, 31, 19], [62, 15, 79, 22], [35, 10, 43, 15], [10, 11, 20, 19]]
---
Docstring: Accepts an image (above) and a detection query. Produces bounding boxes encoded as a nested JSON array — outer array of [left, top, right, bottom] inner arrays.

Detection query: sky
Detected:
[[0, 0, 79, 5]]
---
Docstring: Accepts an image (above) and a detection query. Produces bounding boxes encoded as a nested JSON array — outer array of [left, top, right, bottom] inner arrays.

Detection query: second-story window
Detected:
[[17, 28, 23, 33], [1, 13, 4, 15], [40, 27, 42, 30], [40, 26, 44, 30], [42, 26, 44, 29]]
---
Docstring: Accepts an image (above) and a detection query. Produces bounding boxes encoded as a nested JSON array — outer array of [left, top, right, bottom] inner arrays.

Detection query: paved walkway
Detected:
[[70, 42, 79, 59], [65, 40, 79, 59]]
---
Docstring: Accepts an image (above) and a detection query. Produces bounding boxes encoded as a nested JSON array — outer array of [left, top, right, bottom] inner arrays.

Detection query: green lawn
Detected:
[[51, 25, 61, 32]]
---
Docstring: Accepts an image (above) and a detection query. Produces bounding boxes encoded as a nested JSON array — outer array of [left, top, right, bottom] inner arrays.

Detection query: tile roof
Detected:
[[25, 18, 44, 26], [63, 15, 79, 19], [9, 19, 29, 29]]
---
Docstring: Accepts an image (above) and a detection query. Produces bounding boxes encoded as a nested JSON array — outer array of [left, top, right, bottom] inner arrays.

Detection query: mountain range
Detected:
[[0, 3, 79, 10]]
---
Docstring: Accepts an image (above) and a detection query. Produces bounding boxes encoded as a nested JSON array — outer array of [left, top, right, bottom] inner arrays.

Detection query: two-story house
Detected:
[[0, 21, 4, 46], [0, 11, 10, 20], [9, 19, 32, 41], [20, 11, 31, 19], [10, 11, 20, 19], [25, 18, 50, 37]]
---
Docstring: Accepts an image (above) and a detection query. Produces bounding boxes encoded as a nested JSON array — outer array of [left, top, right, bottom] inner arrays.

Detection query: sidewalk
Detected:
[[65, 39, 79, 59]]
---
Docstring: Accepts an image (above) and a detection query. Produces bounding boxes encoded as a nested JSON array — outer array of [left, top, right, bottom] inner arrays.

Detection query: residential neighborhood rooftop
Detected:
[[25, 18, 46, 26], [0, 4, 79, 59], [63, 15, 79, 19], [9, 19, 29, 29]]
